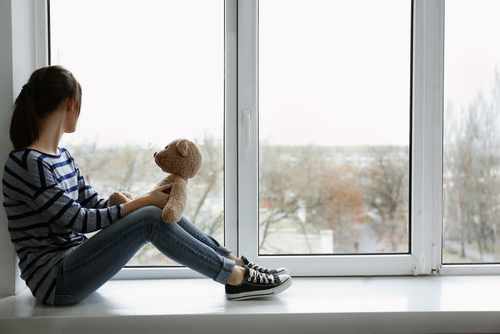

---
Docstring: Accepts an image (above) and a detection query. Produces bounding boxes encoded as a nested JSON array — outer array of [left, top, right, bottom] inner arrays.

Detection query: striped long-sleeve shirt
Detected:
[[2, 148, 124, 305]]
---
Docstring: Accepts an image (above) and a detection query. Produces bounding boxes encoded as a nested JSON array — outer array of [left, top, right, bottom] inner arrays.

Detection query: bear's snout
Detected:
[[153, 152, 157, 159]]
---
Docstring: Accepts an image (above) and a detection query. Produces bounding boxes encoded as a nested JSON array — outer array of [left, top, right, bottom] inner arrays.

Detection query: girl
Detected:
[[2, 65, 291, 305]]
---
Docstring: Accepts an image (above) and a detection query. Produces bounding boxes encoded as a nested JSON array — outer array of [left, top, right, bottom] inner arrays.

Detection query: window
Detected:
[[237, 0, 422, 276], [258, 0, 411, 256], [443, 0, 500, 265], [50, 0, 224, 266], [46, 0, 500, 277]]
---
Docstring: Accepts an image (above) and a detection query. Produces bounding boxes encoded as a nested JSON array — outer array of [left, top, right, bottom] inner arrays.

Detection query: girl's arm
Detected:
[[26, 181, 122, 233], [6, 157, 121, 233], [75, 165, 171, 214], [123, 183, 171, 215], [75, 167, 110, 209], [5, 152, 171, 233]]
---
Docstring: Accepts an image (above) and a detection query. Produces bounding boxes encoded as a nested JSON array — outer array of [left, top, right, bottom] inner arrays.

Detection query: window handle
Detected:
[[243, 108, 251, 148]]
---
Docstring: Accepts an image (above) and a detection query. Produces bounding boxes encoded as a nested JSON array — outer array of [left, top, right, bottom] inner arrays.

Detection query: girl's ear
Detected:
[[66, 96, 76, 112]]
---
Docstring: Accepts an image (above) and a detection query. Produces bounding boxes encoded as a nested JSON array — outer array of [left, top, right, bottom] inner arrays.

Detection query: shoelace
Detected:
[[247, 268, 275, 285], [247, 261, 271, 274]]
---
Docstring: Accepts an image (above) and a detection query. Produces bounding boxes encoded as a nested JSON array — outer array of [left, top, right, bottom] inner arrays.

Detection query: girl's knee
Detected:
[[113, 206, 163, 232], [139, 205, 163, 219]]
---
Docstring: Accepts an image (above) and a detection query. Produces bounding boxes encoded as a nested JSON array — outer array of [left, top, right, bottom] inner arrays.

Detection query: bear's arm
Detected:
[[162, 177, 188, 223]]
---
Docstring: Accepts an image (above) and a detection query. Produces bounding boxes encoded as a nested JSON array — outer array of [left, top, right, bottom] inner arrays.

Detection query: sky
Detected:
[[50, 0, 500, 149], [52, 0, 224, 148], [444, 0, 500, 108]]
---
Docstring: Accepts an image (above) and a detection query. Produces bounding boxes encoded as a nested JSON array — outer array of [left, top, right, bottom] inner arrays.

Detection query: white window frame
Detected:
[[33, 0, 500, 280], [237, 0, 500, 277], [237, 0, 436, 276]]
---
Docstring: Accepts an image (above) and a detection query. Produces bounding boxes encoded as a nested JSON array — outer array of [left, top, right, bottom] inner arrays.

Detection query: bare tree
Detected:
[[361, 146, 409, 252], [443, 69, 500, 262], [185, 133, 224, 237], [259, 144, 366, 254]]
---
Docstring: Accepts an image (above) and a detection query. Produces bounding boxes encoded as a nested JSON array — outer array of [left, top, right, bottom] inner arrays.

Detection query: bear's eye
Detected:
[[165, 146, 168, 150]]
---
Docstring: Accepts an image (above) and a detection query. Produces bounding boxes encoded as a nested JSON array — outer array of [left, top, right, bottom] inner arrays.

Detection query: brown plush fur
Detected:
[[108, 138, 202, 223]]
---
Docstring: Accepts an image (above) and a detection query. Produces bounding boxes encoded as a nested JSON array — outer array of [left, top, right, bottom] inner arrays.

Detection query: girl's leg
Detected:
[[177, 217, 283, 269], [176, 216, 231, 256], [176, 216, 245, 266], [54, 206, 235, 305]]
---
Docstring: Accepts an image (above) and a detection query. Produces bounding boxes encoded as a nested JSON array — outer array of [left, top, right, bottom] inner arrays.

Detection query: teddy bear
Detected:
[[108, 138, 202, 224]]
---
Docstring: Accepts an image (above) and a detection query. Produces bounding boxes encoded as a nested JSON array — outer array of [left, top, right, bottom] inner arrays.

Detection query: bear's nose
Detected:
[[153, 152, 157, 159]]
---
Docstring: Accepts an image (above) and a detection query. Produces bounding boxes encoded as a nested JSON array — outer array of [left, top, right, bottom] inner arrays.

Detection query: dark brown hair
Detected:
[[10, 65, 82, 150]]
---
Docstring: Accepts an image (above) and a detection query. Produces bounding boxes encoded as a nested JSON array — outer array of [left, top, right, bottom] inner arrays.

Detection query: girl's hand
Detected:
[[145, 183, 172, 209], [123, 183, 172, 215]]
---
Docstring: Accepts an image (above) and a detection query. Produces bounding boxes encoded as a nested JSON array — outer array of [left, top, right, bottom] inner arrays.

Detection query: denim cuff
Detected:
[[216, 245, 232, 258], [214, 257, 235, 285]]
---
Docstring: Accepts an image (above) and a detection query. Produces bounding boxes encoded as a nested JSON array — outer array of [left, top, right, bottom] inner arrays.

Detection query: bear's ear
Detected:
[[176, 139, 189, 157]]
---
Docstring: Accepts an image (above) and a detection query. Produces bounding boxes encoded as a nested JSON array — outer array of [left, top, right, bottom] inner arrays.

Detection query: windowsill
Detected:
[[1, 275, 500, 334]]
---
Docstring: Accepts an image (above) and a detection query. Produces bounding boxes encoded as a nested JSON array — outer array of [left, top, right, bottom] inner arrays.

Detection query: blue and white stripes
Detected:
[[2, 148, 124, 305]]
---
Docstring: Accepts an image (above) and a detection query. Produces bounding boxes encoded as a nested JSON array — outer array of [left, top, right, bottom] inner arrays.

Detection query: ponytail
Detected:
[[10, 87, 40, 150], [9, 66, 82, 150]]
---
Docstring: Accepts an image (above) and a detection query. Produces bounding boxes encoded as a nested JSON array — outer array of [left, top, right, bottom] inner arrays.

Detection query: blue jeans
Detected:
[[54, 206, 235, 305]]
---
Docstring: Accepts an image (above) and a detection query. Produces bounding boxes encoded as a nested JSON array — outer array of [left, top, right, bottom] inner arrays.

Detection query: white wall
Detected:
[[0, 0, 42, 297]]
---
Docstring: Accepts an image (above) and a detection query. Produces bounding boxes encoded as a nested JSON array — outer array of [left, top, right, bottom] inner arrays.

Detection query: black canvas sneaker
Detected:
[[225, 266, 292, 301], [241, 255, 290, 275]]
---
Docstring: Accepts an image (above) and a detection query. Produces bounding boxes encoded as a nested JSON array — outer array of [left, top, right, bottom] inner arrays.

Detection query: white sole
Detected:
[[226, 276, 292, 301]]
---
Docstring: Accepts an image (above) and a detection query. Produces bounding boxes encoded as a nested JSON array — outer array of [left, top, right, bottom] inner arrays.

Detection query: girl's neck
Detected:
[[26, 142, 60, 156], [27, 106, 66, 155]]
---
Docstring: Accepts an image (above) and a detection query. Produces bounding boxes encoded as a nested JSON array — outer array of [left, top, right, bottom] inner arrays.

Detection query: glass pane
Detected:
[[443, 0, 500, 264], [50, 0, 224, 265], [259, 0, 411, 255]]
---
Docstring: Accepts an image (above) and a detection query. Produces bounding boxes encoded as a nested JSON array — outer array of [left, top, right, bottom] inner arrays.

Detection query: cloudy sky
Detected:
[[50, 0, 500, 148]]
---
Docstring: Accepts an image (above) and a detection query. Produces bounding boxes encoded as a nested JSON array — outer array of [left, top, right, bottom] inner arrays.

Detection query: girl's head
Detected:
[[10, 65, 82, 150]]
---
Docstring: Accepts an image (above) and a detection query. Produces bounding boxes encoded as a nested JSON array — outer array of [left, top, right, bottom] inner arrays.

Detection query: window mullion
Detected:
[[411, 0, 445, 275], [224, 0, 239, 256], [237, 0, 259, 260], [35, 0, 48, 68]]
